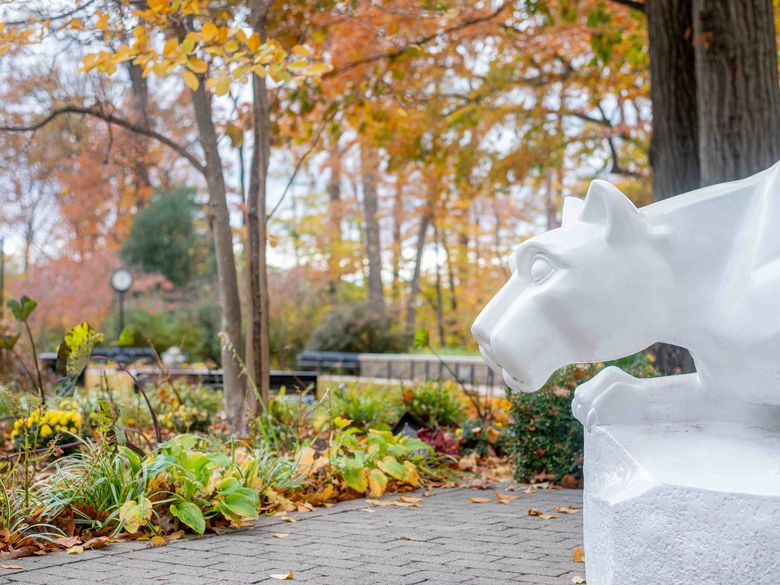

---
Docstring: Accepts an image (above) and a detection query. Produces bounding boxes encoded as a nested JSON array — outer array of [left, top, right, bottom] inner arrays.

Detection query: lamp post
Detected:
[[110, 268, 134, 337]]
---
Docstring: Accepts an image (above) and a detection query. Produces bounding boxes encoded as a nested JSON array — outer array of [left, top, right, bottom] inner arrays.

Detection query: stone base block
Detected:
[[584, 422, 780, 585]]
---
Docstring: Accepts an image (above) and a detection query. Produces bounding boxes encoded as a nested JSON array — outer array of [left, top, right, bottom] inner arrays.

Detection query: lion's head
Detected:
[[472, 180, 672, 393]]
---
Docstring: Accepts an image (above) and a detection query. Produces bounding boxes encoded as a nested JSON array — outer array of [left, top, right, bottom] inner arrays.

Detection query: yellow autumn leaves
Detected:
[[79, 12, 332, 96]]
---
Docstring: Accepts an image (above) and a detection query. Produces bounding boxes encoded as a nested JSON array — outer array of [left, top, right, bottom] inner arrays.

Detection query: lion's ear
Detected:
[[561, 197, 584, 226], [581, 180, 644, 242]]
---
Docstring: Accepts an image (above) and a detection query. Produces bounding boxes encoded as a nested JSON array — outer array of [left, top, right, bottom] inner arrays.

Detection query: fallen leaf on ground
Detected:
[[82, 537, 110, 550], [496, 492, 519, 504], [572, 576, 586, 584], [54, 536, 80, 548], [65, 545, 84, 555], [0, 546, 36, 560], [469, 497, 491, 503], [0, 565, 22, 570], [150, 536, 165, 547], [270, 570, 294, 580], [523, 486, 538, 494], [556, 506, 582, 514], [366, 499, 421, 508], [399, 496, 421, 504], [166, 530, 185, 541], [527, 509, 559, 520], [360, 508, 376, 513], [398, 535, 411, 541], [573, 547, 585, 563], [271, 533, 289, 539], [279, 516, 296, 523]]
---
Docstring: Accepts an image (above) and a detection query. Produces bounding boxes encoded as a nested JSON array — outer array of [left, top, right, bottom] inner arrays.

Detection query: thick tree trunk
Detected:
[[646, 0, 700, 201], [646, 0, 699, 374], [359, 144, 385, 314], [693, 0, 780, 185], [404, 211, 431, 341], [190, 84, 245, 433], [245, 0, 272, 417]]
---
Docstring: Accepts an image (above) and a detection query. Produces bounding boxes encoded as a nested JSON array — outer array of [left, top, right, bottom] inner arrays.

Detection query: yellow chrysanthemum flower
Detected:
[[40, 424, 52, 438]]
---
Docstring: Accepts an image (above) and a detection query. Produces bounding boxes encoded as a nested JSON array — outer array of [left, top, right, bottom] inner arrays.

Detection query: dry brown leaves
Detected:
[[528, 508, 559, 520], [573, 547, 585, 563]]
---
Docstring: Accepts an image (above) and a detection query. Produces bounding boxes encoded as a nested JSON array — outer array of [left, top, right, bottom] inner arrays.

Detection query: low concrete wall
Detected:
[[357, 353, 498, 387]]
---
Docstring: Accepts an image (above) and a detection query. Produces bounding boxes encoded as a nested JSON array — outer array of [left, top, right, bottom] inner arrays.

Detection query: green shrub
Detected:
[[508, 353, 658, 482], [401, 381, 466, 429], [330, 385, 399, 431], [306, 303, 404, 354]]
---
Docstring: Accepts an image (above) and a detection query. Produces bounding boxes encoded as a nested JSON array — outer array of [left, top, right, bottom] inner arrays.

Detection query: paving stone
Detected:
[[9, 484, 584, 584]]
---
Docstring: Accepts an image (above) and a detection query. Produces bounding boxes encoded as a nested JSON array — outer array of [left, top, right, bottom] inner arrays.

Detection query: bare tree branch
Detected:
[[325, 4, 507, 78], [2, 0, 99, 26], [267, 105, 339, 221], [0, 105, 206, 174]]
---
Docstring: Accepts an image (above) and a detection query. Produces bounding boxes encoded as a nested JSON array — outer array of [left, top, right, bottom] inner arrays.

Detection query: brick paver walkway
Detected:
[[2, 485, 585, 585]]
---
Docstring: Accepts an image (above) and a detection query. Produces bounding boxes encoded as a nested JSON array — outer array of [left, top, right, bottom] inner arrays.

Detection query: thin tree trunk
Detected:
[[432, 222, 446, 347], [646, 0, 700, 200], [190, 83, 245, 433], [391, 176, 404, 309], [326, 146, 342, 304], [693, 0, 780, 185], [440, 229, 458, 312], [359, 144, 385, 314], [404, 210, 431, 341], [245, 0, 272, 418]]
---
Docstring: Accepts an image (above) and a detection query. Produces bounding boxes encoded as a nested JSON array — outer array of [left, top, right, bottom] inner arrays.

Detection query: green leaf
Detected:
[[7, 295, 37, 322], [377, 456, 409, 481], [0, 334, 20, 351], [120, 446, 142, 475], [56, 322, 104, 377], [412, 328, 430, 350], [171, 501, 206, 535], [115, 326, 135, 347], [341, 465, 368, 493], [221, 489, 259, 520]]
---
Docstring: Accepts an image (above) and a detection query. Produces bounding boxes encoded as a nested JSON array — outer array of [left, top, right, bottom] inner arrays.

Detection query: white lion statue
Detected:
[[473, 162, 780, 431]]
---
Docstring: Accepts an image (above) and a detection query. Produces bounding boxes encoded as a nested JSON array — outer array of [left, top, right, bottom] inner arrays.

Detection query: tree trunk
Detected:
[[326, 146, 342, 304], [359, 144, 385, 314], [646, 0, 700, 374], [646, 0, 700, 201], [404, 211, 431, 341], [245, 0, 272, 418], [432, 222, 446, 347], [391, 177, 404, 309], [190, 83, 245, 433], [693, 0, 780, 185]]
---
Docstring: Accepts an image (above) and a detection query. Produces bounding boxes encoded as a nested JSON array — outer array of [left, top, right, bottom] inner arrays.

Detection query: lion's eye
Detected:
[[530, 256, 554, 284]]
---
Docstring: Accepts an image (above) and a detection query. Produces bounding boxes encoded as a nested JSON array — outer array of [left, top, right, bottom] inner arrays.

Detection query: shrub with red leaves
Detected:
[[417, 427, 459, 456]]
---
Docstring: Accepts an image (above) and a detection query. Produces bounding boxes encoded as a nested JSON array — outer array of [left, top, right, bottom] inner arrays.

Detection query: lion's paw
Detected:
[[572, 366, 641, 431]]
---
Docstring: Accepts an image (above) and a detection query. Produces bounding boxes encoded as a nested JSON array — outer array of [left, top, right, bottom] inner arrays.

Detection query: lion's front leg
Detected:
[[572, 367, 704, 431]]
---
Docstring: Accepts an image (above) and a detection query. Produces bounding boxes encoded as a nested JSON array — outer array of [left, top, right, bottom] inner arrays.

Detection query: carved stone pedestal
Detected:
[[584, 423, 780, 585]]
